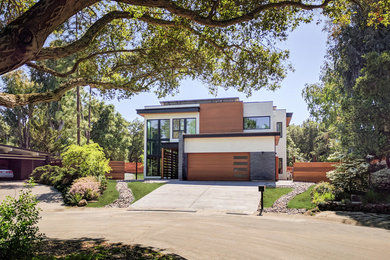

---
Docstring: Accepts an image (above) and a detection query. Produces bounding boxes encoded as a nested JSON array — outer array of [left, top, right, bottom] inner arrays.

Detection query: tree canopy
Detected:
[[302, 2, 390, 158], [0, 0, 388, 108]]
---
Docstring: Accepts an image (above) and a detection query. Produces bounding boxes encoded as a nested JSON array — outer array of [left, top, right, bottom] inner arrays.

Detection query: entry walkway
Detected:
[[130, 180, 279, 214]]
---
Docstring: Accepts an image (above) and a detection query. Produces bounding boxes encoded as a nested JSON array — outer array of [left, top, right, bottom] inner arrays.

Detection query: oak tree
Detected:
[[0, 0, 357, 107]]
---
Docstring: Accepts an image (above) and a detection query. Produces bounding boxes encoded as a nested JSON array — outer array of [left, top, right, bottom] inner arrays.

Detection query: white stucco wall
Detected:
[[242, 101, 288, 179], [243, 102, 274, 133], [273, 109, 288, 180], [184, 136, 275, 153]]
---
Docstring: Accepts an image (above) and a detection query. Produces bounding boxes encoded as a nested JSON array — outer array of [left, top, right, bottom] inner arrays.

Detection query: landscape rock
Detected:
[[263, 182, 314, 214], [78, 199, 87, 207], [105, 181, 134, 208]]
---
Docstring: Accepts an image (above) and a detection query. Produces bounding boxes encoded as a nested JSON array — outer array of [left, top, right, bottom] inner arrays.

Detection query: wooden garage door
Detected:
[[187, 153, 250, 181]]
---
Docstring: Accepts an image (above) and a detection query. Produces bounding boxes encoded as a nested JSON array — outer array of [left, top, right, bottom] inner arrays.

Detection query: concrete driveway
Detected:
[[0, 181, 64, 210], [131, 181, 271, 214]]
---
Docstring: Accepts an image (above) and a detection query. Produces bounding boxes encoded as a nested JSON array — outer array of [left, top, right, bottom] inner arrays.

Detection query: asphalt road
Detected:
[[39, 208, 390, 260]]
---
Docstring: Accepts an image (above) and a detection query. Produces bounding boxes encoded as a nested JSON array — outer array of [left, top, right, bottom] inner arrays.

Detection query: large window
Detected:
[[244, 116, 270, 130], [276, 122, 283, 137], [146, 119, 170, 177], [172, 118, 196, 139]]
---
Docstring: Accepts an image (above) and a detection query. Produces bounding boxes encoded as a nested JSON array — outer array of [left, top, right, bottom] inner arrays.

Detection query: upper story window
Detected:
[[173, 118, 196, 139], [276, 122, 283, 137], [243, 116, 270, 130], [147, 119, 170, 140]]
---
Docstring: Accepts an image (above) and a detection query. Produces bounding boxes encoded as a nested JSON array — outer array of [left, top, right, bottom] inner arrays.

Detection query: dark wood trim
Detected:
[[184, 132, 280, 138], [137, 107, 199, 115]]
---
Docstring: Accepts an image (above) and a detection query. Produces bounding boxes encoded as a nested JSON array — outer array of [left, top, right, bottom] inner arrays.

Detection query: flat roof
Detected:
[[0, 144, 49, 158], [160, 97, 239, 106]]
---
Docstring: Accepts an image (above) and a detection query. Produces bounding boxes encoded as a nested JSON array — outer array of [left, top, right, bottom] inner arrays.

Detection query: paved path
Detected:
[[131, 181, 275, 214], [39, 208, 390, 260], [0, 181, 64, 210]]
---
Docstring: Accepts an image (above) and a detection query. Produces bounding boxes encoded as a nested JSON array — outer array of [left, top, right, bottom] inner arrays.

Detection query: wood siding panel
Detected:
[[106, 161, 125, 180], [199, 102, 243, 133], [293, 162, 339, 183], [187, 153, 250, 181]]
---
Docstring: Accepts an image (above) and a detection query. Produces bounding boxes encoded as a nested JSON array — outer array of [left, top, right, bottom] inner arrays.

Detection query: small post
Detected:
[[258, 185, 265, 216]]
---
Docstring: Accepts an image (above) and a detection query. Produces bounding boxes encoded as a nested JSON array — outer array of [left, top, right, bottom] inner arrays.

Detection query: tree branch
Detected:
[[208, 0, 220, 19], [120, 0, 332, 27], [28, 49, 146, 77], [0, 79, 124, 108]]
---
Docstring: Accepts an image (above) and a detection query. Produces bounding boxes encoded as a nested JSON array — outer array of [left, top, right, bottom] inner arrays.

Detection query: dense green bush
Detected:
[[31, 165, 79, 193], [0, 188, 44, 259], [311, 182, 336, 205], [326, 159, 370, 194], [62, 143, 111, 178]]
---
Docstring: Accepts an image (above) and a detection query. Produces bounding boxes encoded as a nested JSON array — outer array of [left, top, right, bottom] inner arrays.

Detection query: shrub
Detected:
[[31, 165, 79, 193], [62, 143, 111, 178], [363, 190, 381, 204], [68, 176, 101, 202], [327, 159, 370, 194], [0, 189, 44, 259], [311, 182, 336, 205]]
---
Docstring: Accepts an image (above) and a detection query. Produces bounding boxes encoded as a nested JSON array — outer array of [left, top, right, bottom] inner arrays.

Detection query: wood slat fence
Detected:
[[125, 162, 144, 173], [107, 161, 125, 180], [292, 162, 339, 183]]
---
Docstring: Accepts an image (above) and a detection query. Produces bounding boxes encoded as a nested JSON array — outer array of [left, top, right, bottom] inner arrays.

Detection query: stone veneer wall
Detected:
[[250, 152, 275, 181]]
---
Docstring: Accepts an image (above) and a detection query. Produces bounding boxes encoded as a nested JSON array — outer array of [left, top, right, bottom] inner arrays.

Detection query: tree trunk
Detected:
[[87, 86, 91, 144], [386, 152, 390, 168], [76, 86, 81, 145]]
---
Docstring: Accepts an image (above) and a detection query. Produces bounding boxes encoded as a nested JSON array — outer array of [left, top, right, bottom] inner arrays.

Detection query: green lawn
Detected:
[[87, 180, 119, 207], [128, 182, 165, 202], [287, 185, 316, 210], [263, 187, 293, 208]]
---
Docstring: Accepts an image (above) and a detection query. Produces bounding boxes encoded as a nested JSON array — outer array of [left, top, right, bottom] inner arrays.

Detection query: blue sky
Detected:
[[107, 20, 328, 125]]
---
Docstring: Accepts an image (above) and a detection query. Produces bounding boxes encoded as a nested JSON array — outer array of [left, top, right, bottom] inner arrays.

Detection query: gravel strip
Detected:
[[263, 182, 314, 214], [105, 181, 134, 208]]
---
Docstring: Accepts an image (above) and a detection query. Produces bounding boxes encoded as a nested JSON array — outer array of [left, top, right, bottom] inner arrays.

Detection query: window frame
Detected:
[[276, 122, 283, 138], [243, 116, 271, 130], [172, 118, 196, 139]]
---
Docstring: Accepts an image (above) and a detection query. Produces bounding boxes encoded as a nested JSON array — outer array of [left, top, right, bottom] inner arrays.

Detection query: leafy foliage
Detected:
[[62, 143, 111, 178], [326, 159, 370, 194], [128, 118, 144, 163], [287, 120, 338, 163], [90, 104, 131, 161], [310, 182, 336, 205], [0, 188, 44, 259], [31, 165, 79, 193], [302, 3, 390, 158]]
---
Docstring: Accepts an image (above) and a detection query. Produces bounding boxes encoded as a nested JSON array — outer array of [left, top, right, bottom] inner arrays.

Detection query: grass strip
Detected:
[[287, 185, 316, 210], [87, 180, 119, 208], [263, 187, 293, 208], [128, 182, 165, 202]]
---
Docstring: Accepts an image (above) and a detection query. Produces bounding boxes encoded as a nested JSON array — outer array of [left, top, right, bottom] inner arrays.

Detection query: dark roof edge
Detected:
[[137, 107, 200, 115], [184, 132, 280, 138], [0, 144, 50, 155], [160, 97, 239, 106], [286, 112, 293, 117]]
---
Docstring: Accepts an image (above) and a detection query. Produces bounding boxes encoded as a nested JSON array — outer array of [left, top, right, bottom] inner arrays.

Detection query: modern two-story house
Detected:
[[137, 97, 292, 181]]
